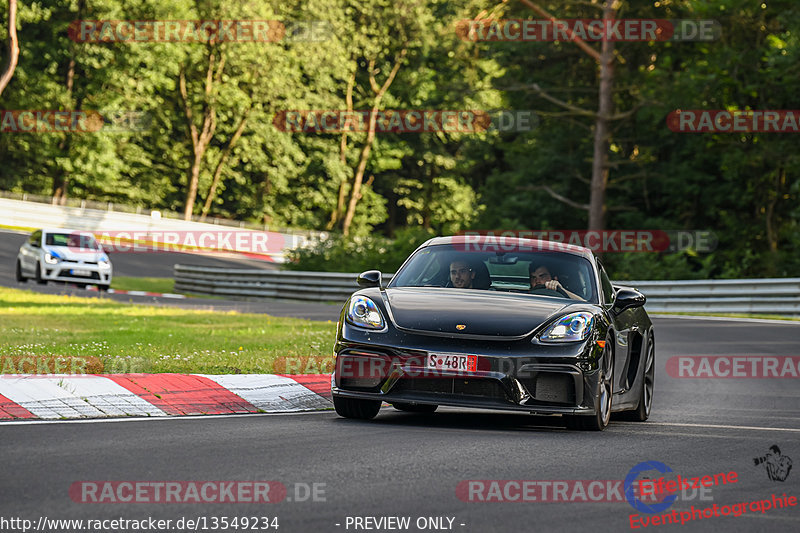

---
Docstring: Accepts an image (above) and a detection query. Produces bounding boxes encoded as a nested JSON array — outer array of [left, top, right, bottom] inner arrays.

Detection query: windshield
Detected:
[[389, 243, 598, 303], [45, 232, 100, 250]]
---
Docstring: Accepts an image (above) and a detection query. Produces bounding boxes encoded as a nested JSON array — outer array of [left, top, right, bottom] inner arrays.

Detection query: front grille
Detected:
[[61, 260, 98, 265], [57, 270, 100, 280], [519, 373, 575, 405], [394, 378, 507, 400], [336, 352, 390, 391]]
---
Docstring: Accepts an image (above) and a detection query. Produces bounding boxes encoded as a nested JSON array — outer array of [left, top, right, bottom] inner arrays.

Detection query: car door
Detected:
[[597, 260, 633, 394]]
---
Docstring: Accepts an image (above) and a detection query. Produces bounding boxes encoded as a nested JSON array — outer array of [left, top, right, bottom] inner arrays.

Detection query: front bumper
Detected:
[[41, 261, 112, 285], [332, 324, 605, 416]]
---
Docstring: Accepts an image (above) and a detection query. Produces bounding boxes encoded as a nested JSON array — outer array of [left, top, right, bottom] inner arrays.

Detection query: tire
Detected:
[[565, 341, 613, 431], [98, 284, 110, 292], [392, 402, 438, 414], [15, 260, 27, 282], [333, 395, 381, 420], [76, 283, 87, 289], [35, 263, 47, 285], [619, 338, 655, 422]]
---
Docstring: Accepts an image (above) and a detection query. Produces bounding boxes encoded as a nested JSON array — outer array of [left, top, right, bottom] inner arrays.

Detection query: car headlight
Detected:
[[99, 257, 110, 267], [346, 296, 385, 329], [44, 252, 59, 264], [539, 312, 594, 342]]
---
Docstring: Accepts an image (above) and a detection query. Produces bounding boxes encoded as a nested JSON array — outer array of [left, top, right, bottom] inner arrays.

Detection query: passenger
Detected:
[[449, 260, 476, 289], [529, 263, 583, 300]]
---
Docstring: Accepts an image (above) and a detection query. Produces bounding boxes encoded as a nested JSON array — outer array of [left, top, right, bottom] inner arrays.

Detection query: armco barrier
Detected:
[[174, 265, 394, 302], [173, 265, 800, 314], [621, 278, 800, 314]]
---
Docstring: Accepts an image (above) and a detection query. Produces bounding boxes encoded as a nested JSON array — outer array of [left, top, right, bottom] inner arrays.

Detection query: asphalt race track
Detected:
[[2, 230, 800, 532], [2, 319, 800, 532]]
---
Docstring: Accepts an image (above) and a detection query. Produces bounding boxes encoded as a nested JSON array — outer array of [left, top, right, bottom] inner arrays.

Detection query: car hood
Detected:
[[383, 287, 572, 338], [44, 245, 107, 263]]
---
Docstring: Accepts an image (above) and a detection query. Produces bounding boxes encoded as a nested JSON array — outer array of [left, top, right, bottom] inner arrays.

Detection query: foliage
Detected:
[[285, 227, 435, 273], [0, 0, 798, 278]]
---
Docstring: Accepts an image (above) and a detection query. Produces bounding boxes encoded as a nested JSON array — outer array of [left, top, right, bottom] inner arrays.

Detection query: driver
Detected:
[[449, 260, 476, 289], [529, 263, 582, 300]]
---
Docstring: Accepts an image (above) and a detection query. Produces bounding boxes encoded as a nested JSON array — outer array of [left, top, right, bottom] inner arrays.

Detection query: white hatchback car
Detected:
[[16, 229, 112, 290]]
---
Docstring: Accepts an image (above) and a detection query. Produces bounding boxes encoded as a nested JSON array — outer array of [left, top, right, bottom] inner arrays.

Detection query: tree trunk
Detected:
[[588, 1, 616, 233], [179, 54, 220, 220], [341, 110, 379, 236], [200, 107, 250, 221], [342, 50, 406, 236], [185, 157, 202, 219], [0, 0, 19, 98], [327, 67, 357, 230], [765, 167, 784, 257], [53, 0, 83, 205]]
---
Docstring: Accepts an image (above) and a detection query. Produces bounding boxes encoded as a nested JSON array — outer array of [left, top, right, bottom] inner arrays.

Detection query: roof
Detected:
[[37, 228, 95, 235], [421, 234, 595, 260]]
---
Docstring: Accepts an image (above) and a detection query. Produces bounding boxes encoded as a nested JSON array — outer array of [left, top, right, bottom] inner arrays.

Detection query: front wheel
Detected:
[[15, 260, 27, 282], [333, 395, 381, 420], [565, 346, 613, 431], [620, 338, 655, 422]]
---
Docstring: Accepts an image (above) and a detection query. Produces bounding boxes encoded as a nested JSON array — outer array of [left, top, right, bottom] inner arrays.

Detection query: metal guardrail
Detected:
[[174, 265, 394, 302], [174, 265, 800, 314], [621, 278, 800, 314]]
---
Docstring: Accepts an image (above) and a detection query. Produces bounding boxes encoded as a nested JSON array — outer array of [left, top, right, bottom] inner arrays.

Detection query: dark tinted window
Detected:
[[389, 243, 599, 303], [45, 232, 99, 249], [597, 261, 614, 304], [29, 230, 42, 247]]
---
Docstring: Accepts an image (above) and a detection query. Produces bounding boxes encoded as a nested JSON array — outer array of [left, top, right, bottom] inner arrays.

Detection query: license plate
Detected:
[[71, 269, 91, 277], [427, 353, 477, 372]]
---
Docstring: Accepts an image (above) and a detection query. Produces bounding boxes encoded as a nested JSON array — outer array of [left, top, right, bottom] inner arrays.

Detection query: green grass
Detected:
[[0, 287, 337, 374], [111, 276, 175, 294], [111, 276, 226, 300], [654, 312, 800, 321]]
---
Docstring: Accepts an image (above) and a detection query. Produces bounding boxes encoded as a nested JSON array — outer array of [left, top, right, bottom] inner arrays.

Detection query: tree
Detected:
[[519, 0, 621, 233], [0, 0, 18, 98], [340, 48, 406, 235]]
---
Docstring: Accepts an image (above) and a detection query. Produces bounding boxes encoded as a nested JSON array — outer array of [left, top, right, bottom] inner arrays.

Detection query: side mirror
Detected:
[[357, 270, 382, 288], [613, 287, 646, 314]]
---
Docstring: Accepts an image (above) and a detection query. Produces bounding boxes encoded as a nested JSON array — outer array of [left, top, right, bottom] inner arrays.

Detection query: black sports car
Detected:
[[331, 235, 655, 431]]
